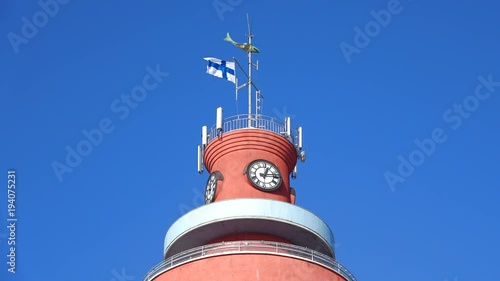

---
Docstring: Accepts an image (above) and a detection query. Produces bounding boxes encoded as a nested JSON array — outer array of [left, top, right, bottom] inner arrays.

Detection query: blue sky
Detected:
[[1, 0, 499, 281]]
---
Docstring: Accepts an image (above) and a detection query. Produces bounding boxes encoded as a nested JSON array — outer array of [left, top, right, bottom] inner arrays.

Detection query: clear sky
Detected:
[[1, 1, 499, 281]]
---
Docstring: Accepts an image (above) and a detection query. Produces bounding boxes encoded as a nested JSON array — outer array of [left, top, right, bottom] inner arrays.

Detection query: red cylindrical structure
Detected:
[[204, 129, 297, 203]]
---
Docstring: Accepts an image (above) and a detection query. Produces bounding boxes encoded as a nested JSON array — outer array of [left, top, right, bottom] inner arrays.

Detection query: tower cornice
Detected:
[[164, 198, 336, 259]]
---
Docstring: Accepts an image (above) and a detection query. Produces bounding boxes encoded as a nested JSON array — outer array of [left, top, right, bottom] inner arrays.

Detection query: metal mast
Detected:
[[232, 15, 260, 127], [246, 15, 253, 127]]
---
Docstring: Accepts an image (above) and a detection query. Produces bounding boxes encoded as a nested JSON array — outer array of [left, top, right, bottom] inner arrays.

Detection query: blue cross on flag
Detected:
[[204, 57, 235, 83]]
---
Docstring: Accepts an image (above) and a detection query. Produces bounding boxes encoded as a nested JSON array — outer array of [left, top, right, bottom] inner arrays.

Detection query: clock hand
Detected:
[[259, 173, 281, 178]]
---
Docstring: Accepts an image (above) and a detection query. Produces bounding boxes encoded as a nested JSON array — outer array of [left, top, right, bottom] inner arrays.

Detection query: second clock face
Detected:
[[247, 160, 282, 191], [205, 173, 217, 204]]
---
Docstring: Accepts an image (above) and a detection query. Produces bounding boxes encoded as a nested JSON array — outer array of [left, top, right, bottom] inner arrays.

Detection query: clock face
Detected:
[[205, 172, 217, 204], [247, 160, 282, 191]]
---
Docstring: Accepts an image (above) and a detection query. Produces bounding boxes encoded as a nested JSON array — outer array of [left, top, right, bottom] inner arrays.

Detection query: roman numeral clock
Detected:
[[246, 159, 282, 192]]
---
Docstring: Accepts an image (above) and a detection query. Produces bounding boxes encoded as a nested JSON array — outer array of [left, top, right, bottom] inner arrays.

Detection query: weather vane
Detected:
[[223, 32, 260, 53]]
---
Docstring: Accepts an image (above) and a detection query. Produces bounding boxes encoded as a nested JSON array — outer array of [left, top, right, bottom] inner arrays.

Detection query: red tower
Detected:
[[143, 27, 356, 281]]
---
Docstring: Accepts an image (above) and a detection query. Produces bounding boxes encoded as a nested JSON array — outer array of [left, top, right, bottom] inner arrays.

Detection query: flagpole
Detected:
[[235, 75, 239, 115], [234, 58, 238, 102]]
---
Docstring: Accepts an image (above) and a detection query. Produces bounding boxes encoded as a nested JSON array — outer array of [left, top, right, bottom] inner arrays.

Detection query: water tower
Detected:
[[143, 22, 356, 281]]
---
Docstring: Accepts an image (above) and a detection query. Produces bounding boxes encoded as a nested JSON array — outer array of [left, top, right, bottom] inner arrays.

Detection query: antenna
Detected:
[[299, 151, 306, 163], [216, 107, 223, 136], [247, 13, 252, 34], [201, 126, 208, 147], [256, 90, 263, 118], [197, 145, 203, 174], [297, 126, 303, 150], [232, 15, 260, 126], [246, 14, 253, 127], [285, 117, 291, 138], [292, 165, 298, 179]]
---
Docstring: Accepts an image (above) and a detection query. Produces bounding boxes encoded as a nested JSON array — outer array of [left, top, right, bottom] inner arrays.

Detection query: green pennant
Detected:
[[224, 32, 260, 53]]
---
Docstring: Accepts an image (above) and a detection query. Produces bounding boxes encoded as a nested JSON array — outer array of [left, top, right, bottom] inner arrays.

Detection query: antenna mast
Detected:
[[246, 14, 253, 127], [232, 14, 260, 127]]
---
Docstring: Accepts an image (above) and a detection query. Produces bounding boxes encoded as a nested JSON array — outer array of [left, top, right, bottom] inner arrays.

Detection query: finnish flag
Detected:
[[204, 57, 235, 83]]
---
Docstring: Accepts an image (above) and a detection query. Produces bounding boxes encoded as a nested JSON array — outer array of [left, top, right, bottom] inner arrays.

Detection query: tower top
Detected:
[[224, 14, 261, 125], [198, 16, 306, 176]]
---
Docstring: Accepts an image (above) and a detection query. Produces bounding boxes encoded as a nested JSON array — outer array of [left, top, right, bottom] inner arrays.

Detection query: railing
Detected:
[[207, 114, 290, 143], [143, 240, 356, 281]]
